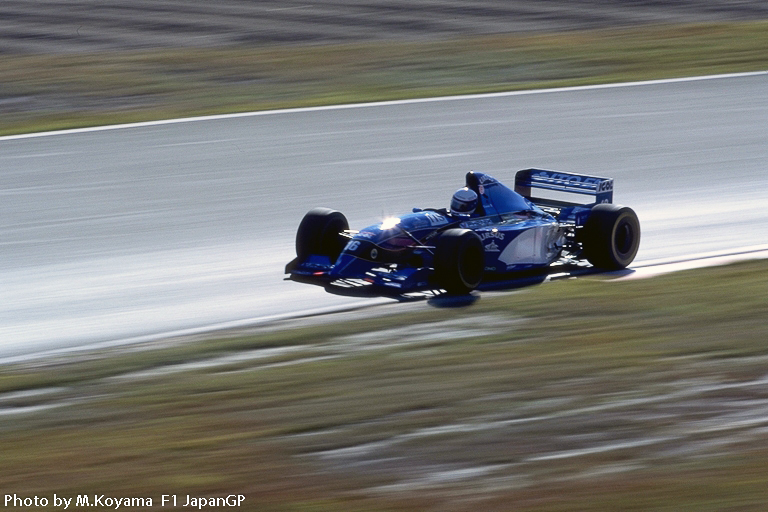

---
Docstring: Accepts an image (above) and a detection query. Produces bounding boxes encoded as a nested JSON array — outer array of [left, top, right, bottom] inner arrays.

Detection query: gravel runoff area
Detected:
[[3, 0, 768, 54]]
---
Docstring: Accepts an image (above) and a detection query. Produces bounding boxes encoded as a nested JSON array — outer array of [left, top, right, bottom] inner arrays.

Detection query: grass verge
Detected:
[[1, 260, 767, 510], [2, 21, 768, 136]]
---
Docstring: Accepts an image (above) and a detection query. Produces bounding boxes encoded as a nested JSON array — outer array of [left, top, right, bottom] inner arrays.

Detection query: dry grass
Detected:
[[2, 21, 768, 135], [1, 260, 767, 510]]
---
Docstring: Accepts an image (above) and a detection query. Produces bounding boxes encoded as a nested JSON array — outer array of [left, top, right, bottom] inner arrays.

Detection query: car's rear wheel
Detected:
[[581, 204, 640, 269], [295, 207, 349, 261], [434, 229, 484, 294]]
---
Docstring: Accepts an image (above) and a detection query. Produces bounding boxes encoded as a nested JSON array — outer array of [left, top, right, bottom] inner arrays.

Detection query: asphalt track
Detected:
[[5, 0, 768, 53], [2, 72, 767, 359]]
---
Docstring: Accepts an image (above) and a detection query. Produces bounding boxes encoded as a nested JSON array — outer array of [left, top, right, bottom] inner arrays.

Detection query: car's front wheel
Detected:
[[581, 204, 640, 269], [434, 228, 484, 294], [295, 207, 349, 262]]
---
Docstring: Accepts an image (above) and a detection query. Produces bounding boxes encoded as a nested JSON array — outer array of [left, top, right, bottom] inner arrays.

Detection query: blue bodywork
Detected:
[[287, 169, 614, 293]]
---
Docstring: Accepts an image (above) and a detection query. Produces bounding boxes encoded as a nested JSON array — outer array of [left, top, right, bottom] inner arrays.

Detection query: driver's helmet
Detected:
[[449, 187, 478, 217]]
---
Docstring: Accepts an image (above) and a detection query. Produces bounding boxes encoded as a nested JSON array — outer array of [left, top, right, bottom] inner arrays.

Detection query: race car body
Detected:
[[286, 169, 640, 294]]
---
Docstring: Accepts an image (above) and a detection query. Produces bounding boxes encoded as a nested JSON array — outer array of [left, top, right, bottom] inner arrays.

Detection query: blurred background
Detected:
[[2, 0, 768, 135], [2, 2, 768, 511]]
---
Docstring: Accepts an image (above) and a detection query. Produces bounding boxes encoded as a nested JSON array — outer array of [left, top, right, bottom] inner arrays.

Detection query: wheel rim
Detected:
[[459, 240, 484, 287], [615, 221, 634, 256]]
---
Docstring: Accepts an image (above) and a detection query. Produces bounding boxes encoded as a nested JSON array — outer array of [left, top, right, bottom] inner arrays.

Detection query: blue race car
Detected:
[[286, 169, 640, 294]]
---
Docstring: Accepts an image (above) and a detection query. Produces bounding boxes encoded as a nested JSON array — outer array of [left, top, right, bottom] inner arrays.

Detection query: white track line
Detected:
[[621, 245, 768, 279], [2, 245, 765, 366], [1, 71, 766, 142]]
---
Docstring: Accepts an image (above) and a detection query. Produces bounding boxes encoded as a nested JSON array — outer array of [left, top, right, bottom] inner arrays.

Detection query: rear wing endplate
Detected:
[[514, 168, 613, 206]]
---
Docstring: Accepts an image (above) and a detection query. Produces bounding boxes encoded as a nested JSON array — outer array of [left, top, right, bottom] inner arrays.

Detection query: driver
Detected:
[[449, 187, 479, 217]]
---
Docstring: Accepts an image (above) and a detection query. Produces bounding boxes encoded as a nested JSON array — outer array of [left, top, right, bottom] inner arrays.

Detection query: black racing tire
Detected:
[[434, 228, 484, 294], [581, 204, 640, 269], [295, 207, 349, 261]]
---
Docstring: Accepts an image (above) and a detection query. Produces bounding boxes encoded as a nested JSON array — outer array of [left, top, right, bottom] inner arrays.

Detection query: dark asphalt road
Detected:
[[4, 0, 768, 53]]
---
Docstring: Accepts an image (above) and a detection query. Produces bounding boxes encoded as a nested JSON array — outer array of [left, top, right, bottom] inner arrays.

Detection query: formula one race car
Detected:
[[286, 169, 640, 295]]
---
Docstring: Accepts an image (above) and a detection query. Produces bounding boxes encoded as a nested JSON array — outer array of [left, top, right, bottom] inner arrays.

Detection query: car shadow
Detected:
[[294, 262, 617, 307], [427, 293, 480, 308]]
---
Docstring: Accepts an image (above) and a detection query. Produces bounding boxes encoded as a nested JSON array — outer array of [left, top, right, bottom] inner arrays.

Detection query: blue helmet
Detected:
[[450, 187, 478, 217]]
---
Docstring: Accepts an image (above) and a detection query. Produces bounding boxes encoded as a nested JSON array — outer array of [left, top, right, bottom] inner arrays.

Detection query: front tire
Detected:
[[295, 207, 349, 261], [434, 229, 484, 294], [581, 204, 640, 269]]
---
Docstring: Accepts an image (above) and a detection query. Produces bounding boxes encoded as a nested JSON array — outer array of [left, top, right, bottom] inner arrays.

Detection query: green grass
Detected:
[[1, 260, 768, 510], [2, 21, 767, 135]]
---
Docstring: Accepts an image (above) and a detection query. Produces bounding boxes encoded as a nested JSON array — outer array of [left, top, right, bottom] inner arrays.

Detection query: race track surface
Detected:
[[2, 72, 767, 358]]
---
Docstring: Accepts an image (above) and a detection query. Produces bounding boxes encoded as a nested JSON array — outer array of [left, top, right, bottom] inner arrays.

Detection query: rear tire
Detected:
[[295, 207, 349, 261], [581, 204, 640, 269], [434, 229, 484, 294]]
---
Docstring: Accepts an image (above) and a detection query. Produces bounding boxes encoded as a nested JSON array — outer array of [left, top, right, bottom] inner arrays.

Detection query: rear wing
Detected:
[[515, 168, 613, 207]]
